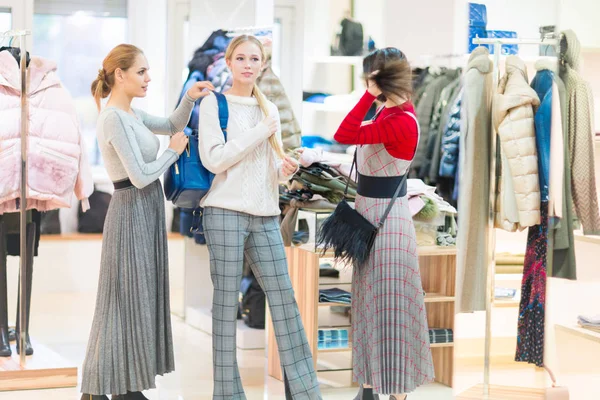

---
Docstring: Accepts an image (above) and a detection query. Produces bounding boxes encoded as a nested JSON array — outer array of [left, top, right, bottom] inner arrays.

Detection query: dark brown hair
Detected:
[[91, 44, 144, 111], [363, 47, 413, 103]]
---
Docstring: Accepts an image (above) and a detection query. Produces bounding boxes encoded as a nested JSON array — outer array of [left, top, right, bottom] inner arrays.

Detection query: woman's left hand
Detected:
[[187, 81, 216, 100], [281, 156, 299, 176]]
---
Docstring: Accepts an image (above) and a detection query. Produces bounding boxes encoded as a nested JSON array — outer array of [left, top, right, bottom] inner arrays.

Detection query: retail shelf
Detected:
[[556, 324, 600, 344], [318, 301, 351, 307], [430, 342, 454, 348], [318, 347, 352, 353], [493, 299, 520, 308], [574, 231, 600, 245], [318, 324, 351, 329], [319, 266, 353, 286], [424, 293, 455, 303], [311, 56, 363, 65], [317, 367, 352, 372]]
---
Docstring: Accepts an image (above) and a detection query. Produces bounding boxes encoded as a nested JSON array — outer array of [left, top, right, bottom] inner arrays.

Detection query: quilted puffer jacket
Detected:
[[0, 51, 93, 213], [257, 60, 301, 150], [493, 55, 541, 229]]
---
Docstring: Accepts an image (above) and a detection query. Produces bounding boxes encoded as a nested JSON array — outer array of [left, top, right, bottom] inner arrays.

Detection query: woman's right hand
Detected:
[[169, 131, 189, 155], [262, 116, 278, 136]]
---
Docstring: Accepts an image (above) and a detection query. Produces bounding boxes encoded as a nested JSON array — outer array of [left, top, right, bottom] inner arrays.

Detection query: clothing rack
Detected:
[[0, 28, 31, 367], [471, 36, 558, 398], [415, 54, 465, 69]]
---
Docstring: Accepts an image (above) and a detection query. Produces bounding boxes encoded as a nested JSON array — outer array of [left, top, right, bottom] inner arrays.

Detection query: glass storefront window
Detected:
[[33, 12, 127, 166], [0, 8, 11, 31]]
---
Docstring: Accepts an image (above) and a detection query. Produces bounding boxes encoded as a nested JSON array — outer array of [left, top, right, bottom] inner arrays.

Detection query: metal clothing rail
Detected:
[[471, 37, 559, 399], [0, 29, 31, 38], [225, 24, 273, 37], [1, 28, 31, 368]]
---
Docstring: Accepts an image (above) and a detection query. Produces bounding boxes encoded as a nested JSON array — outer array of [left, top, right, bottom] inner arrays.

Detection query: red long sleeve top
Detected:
[[333, 91, 419, 160]]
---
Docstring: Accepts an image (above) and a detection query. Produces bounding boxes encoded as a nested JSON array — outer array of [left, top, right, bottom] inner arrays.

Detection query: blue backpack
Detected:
[[164, 92, 228, 209]]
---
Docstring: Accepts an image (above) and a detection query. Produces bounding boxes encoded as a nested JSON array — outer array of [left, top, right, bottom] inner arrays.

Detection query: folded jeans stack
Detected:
[[429, 328, 453, 344], [317, 328, 349, 350], [319, 288, 351, 305]]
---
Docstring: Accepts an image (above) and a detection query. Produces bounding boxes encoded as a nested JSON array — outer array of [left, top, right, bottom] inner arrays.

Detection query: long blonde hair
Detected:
[[225, 35, 285, 159], [91, 44, 144, 111]]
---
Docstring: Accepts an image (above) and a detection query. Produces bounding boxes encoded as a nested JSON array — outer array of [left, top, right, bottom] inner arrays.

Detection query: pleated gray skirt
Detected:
[[81, 180, 174, 395]]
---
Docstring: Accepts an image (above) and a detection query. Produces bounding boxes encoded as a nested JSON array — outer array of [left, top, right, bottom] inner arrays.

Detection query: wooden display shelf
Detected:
[[0, 341, 78, 391], [425, 293, 455, 303], [318, 347, 352, 353], [430, 342, 454, 348], [318, 302, 351, 307], [456, 384, 545, 399], [267, 245, 457, 388]]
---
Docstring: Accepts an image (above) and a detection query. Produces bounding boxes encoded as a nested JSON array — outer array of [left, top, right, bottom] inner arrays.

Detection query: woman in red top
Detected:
[[335, 48, 434, 400]]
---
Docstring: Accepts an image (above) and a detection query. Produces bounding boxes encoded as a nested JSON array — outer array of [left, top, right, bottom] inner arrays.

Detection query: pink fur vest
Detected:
[[0, 51, 93, 213]]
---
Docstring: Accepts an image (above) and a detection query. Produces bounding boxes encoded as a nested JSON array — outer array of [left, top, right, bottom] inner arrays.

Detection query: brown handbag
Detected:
[[544, 365, 569, 400]]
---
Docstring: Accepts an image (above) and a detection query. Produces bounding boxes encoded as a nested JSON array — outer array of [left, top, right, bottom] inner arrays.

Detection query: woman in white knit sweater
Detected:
[[198, 35, 322, 400]]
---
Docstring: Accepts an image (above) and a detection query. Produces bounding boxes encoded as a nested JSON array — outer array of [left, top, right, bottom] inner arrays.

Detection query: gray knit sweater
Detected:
[[96, 94, 195, 188]]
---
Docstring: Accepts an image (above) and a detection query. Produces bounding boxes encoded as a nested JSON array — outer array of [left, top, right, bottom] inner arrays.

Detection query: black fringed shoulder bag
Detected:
[[316, 151, 407, 267], [316, 110, 418, 267]]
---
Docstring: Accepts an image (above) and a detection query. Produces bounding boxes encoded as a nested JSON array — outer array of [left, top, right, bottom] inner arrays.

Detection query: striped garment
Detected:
[[352, 143, 435, 395]]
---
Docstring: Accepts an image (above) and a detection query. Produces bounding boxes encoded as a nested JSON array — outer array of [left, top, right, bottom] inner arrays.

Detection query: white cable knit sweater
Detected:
[[198, 92, 291, 216]]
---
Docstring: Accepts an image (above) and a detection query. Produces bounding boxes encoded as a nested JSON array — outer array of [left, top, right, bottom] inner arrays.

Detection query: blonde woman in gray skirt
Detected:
[[80, 44, 213, 400]]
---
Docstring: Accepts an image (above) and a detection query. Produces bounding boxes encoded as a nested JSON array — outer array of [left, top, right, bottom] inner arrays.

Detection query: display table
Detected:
[[266, 244, 457, 387]]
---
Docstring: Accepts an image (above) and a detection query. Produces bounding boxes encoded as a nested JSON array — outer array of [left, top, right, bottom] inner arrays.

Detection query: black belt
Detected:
[[113, 178, 134, 190], [357, 173, 408, 199]]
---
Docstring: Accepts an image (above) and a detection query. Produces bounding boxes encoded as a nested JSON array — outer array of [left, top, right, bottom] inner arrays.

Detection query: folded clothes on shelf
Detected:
[[319, 288, 351, 304], [429, 328, 453, 344], [317, 328, 350, 350], [319, 263, 340, 278], [577, 315, 600, 328], [494, 287, 517, 299]]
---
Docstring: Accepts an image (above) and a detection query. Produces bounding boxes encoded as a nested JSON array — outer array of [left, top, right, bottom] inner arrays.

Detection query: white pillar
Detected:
[[128, 0, 168, 116]]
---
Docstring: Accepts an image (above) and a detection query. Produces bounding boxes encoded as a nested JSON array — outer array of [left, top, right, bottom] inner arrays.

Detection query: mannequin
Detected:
[[0, 212, 36, 357], [0, 48, 36, 357]]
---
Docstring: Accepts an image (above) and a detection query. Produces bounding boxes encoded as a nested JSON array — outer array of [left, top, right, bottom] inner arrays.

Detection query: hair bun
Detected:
[[97, 68, 106, 81]]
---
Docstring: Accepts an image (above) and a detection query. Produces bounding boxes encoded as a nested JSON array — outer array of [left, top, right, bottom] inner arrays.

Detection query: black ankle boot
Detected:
[[123, 392, 149, 399], [0, 222, 11, 357], [80, 394, 109, 400], [354, 385, 380, 400]]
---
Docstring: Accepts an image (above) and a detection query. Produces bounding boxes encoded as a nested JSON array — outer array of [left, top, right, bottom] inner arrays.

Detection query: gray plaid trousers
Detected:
[[203, 207, 322, 400]]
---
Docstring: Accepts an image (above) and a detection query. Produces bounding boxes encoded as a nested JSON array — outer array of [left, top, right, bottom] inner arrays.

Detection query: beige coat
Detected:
[[493, 56, 541, 230], [456, 47, 493, 313]]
